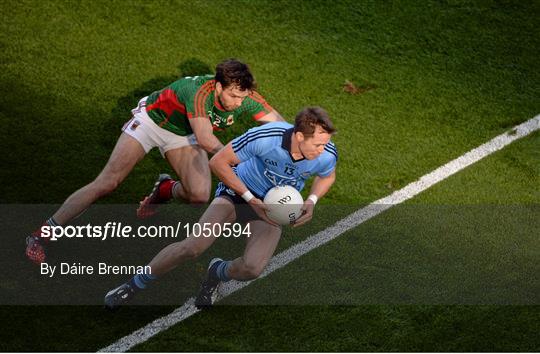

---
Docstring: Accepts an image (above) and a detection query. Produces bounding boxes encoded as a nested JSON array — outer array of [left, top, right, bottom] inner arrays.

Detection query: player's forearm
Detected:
[[308, 173, 336, 201], [198, 134, 224, 155], [189, 117, 224, 154], [209, 158, 250, 195], [258, 110, 286, 123], [272, 110, 286, 122]]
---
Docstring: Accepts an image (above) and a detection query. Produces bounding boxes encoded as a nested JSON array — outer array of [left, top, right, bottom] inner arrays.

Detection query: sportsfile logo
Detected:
[[39, 222, 181, 241], [37, 221, 250, 241]]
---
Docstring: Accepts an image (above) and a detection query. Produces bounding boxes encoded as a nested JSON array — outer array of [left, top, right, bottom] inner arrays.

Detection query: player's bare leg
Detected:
[[54, 133, 146, 224], [26, 133, 146, 264], [165, 145, 211, 204], [147, 197, 235, 275], [224, 220, 282, 280], [105, 197, 235, 310], [195, 220, 281, 308], [137, 145, 211, 218]]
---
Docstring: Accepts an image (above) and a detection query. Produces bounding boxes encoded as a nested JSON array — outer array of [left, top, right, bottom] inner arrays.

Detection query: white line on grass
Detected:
[[98, 115, 540, 352]]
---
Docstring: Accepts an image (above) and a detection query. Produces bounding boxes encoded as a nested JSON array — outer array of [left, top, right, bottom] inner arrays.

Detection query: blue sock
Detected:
[[214, 260, 232, 282], [47, 217, 60, 227], [130, 269, 157, 290]]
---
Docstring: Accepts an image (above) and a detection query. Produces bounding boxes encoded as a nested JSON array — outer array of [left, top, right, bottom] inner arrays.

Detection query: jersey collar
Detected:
[[282, 128, 305, 162]]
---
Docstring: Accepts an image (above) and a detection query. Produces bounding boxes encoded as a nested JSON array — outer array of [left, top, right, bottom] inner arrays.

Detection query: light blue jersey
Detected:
[[229, 122, 337, 198]]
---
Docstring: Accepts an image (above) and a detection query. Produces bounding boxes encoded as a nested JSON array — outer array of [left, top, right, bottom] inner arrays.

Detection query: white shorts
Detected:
[[122, 97, 198, 156]]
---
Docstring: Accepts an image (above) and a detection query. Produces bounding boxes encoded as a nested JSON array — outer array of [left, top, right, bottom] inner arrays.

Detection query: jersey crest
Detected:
[[209, 110, 236, 129], [231, 122, 338, 197], [263, 169, 298, 187]]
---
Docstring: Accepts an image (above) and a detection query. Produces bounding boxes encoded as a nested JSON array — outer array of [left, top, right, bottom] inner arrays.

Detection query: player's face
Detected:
[[216, 83, 250, 111], [297, 126, 332, 160]]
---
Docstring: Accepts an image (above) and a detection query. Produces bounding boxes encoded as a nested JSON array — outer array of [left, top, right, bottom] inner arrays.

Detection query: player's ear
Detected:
[[215, 81, 223, 94], [295, 131, 305, 142]]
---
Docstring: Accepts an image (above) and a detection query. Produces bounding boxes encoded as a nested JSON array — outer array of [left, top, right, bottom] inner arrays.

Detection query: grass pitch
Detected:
[[0, 0, 538, 351]]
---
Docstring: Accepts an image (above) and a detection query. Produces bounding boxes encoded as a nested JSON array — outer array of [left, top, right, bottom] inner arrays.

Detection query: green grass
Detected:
[[131, 132, 539, 352], [0, 0, 538, 352], [133, 306, 539, 352], [1, 0, 539, 204], [218, 133, 540, 307]]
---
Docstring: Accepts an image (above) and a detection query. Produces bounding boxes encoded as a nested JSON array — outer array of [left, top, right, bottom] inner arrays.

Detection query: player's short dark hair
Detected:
[[294, 107, 336, 136], [215, 59, 256, 91]]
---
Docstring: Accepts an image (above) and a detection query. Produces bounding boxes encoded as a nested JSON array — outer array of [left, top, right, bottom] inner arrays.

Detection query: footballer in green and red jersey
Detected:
[[26, 59, 283, 265], [145, 74, 274, 136]]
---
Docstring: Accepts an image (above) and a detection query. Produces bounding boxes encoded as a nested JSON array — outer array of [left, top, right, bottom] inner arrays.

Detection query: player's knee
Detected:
[[178, 244, 203, 260], [187, 190, 210, 205], [91, 178, 120, 197]]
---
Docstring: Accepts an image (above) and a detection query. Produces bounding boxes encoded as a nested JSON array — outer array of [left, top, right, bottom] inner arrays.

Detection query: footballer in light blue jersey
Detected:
[[104, 107, 337, 310], [211, 107, 337, 228], [216, 122, 337, 199]]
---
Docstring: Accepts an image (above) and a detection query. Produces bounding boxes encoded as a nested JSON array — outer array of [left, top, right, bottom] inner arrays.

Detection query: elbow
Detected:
[[324, 172, 336, 188], [208, 154, 220, 174]]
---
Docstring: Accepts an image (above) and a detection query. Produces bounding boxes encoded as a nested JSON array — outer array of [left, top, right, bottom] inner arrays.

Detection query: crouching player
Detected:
[[104, 107, 337, 310]]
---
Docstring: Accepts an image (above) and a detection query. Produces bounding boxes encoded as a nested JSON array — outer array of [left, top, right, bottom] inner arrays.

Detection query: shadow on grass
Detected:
[[0, 57, 265, 203], [0, 58, 260, 203], [0, 79, 98, 203]]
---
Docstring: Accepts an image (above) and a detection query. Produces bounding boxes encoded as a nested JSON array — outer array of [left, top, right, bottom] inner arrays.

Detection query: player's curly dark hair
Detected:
[[294, 107, 336, 136], [215, 59, 257, 91]]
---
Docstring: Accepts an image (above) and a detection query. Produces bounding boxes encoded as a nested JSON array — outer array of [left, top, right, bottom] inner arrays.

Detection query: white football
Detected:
[[263, 185, 304, 225]]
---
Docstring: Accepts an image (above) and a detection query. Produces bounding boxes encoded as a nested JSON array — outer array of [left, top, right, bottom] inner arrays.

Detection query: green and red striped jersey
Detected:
[[145, 75, 274, 136]]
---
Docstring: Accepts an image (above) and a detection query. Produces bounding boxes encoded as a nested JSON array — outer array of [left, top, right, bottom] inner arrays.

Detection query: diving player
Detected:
[[26, 59, 284, 264], [104, 107, 337, 310]]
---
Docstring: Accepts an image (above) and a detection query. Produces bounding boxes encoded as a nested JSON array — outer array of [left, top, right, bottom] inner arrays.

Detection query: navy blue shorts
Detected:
[[214, 182, 264, 224]]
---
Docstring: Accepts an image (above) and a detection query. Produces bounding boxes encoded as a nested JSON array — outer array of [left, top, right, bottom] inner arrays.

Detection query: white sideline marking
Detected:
[[98, 115, 540, 352]]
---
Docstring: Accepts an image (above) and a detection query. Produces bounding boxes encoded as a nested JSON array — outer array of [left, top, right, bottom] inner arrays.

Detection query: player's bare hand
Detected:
[[293, 199, 315, 227], [248, 198, 280, 226]]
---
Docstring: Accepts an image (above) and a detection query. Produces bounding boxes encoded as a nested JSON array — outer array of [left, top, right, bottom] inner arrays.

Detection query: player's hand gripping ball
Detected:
[[263, 185, 304, 225]]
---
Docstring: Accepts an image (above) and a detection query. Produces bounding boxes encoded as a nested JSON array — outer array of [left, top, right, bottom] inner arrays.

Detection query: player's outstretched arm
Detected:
[[257, 109, 286, 123], [189, 116, 224, 155], [293, 170, 336, 228]]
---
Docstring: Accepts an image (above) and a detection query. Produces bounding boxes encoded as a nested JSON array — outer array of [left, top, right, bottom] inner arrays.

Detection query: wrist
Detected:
[[307, 194, 318, 204], [241, 190, 255, 202]]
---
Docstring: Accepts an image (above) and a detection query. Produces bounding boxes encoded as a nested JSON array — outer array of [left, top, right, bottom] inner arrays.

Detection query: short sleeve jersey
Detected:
[[231, 122, 338, 197], [145, 75, 274, 136]]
